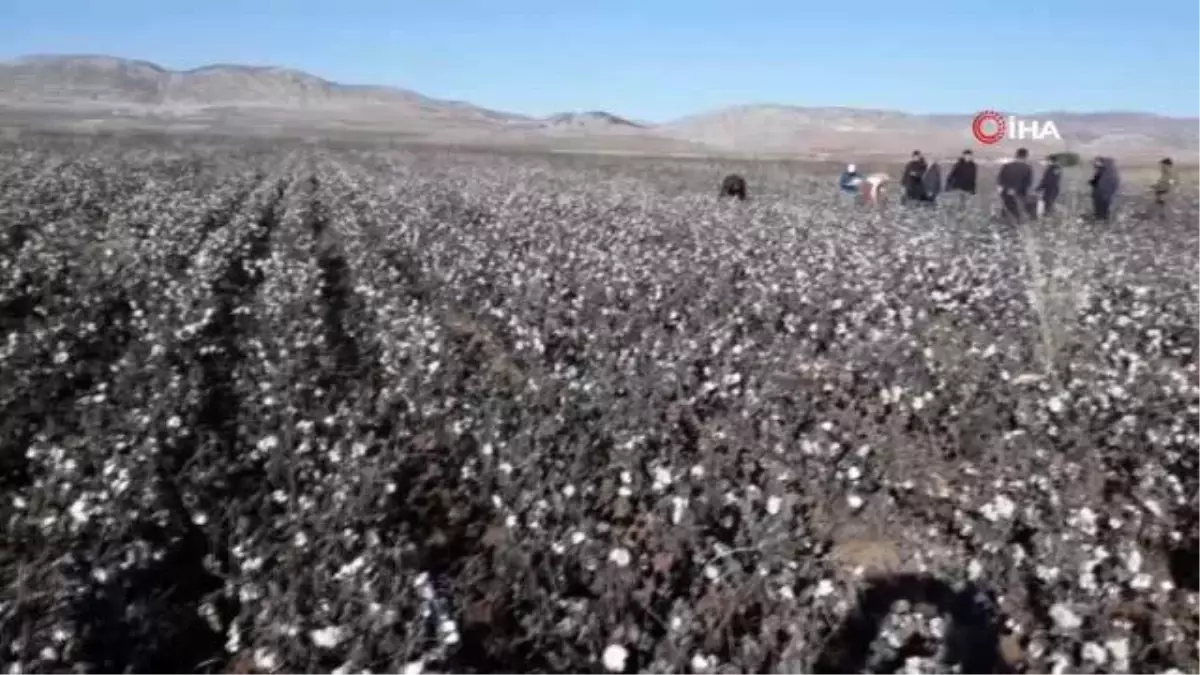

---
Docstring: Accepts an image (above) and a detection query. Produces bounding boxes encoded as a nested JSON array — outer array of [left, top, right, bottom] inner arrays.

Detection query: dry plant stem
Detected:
[[1017, 218, 1060, 381]]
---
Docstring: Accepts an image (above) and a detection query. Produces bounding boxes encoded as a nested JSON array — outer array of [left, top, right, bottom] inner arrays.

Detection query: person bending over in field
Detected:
[[837, 163, 863, 203], [862, 172, 892, 206], [719, 173, 748, 201]]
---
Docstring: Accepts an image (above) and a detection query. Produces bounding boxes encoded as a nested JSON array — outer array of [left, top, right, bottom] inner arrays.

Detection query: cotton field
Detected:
[[0, 138, 1196, 674]]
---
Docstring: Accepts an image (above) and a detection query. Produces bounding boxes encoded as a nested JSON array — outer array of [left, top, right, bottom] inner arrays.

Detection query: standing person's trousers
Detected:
[[1000, 193, 1027, 223], [1041, 193, 1058, 217], [948, 190, 975, 210], [1152, 193, 1169, 220], [903, 182, 924, 204], [1092, 194, 1112, 221], [1024, 196, 1040, 220]]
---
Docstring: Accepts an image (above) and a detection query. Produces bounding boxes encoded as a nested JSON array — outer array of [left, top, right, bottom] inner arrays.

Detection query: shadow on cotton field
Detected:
[[0, 137, 1197, 675]]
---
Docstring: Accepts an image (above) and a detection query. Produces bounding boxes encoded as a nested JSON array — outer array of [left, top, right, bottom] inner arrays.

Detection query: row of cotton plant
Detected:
[[2, 139, 1195, 674]]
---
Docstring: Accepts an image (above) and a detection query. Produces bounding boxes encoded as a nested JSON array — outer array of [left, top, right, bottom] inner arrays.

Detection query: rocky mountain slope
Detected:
[[2, 54, 1195, 159]]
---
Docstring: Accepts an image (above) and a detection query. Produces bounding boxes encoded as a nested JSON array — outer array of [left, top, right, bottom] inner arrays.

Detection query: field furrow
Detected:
[[0, 140, 1195, 675]]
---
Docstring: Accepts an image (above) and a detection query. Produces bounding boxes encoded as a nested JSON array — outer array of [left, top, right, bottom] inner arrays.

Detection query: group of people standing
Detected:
[[836, 149, 1176, 223]]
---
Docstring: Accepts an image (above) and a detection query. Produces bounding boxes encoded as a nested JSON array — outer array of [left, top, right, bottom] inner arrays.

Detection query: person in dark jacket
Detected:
[[997, 148, 1034, 223], [1151, 157, 1174, 220], [1088, 156, 1120, 221], [901, 150, 928, 203], [945, 149, 978, 195], [719, 173, 748, 201], [1035, 154, 1063, 217], [921, 160, 943, 205]]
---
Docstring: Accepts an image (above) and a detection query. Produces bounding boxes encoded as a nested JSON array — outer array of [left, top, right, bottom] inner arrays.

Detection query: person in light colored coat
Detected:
[[1151, 157, 1174, 220]]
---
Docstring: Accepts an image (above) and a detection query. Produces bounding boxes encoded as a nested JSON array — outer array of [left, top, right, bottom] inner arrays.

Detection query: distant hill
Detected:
[[656, 105, 1198, 160], [2, 54, 1195, 160], [543, 111, 646, 130], [0, 54, 526, 127]]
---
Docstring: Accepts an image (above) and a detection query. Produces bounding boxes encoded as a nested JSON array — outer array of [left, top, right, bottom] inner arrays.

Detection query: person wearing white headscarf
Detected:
[[838, 163, 863, 201]]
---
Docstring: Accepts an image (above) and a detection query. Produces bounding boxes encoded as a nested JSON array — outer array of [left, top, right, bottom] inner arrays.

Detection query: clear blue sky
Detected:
[[2, 0, 1197, 121]]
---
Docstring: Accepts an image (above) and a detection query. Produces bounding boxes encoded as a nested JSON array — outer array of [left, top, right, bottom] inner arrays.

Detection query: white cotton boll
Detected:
[[903, 656, 936, 674], [1049, 604, 1081, 631], [309, 625, 347, 649], [968, 559, 984, 580], [671, 496, 688, 525], [1126, 548, 1143, 574], [847, 494, 864, 510], [652, 466, 672, 489], [1082, 642, 1107, 665], [402, 661, 424, 675], [608, 547, 632, 568], [814, 579, 836, 598], [253, 648, 280, 672], [602, 644, 629, 672], [1106, 638, 1130, 670], [766, 495, 782, 515], [691, 653, 714, 672]]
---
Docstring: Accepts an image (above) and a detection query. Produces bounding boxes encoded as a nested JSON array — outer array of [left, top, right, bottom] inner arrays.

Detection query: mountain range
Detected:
[[1, 54, 1195, 161]]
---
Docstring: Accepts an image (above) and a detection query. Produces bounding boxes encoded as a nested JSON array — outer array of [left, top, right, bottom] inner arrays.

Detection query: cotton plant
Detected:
[[1, 140, 1195, 675]]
